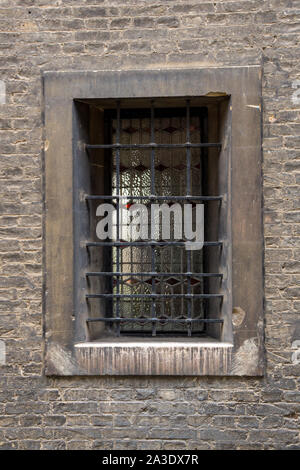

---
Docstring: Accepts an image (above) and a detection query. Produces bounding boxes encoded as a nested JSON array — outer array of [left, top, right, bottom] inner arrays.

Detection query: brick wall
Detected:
[[0, 0, 299, 450]]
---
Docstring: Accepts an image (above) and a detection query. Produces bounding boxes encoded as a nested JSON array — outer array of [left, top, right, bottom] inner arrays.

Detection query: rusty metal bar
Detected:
[[86, 142, 221, 150]]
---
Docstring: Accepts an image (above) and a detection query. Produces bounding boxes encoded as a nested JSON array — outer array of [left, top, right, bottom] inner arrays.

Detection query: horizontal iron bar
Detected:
[[86, 317, 223, 323], [86, 272, 223, 278], [86, 241, 222, 247], [86, 195, 222, 201], [86, 293, 223, 299], [86, 143, 221, 150]]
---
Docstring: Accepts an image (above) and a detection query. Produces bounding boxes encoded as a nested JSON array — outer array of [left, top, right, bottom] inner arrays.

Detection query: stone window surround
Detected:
[[43, 67, 264, 376]]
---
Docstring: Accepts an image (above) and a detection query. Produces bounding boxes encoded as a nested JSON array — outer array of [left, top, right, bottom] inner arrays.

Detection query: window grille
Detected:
[[85, 99, 224, 337]]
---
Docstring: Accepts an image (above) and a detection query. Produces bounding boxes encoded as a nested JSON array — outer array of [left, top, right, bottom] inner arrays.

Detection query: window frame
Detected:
[[80, 102, 225, 339], [43, 67, 264, 376]]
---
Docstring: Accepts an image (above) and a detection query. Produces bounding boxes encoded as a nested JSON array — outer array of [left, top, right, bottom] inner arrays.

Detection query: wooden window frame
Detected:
[[43, 67, 264, 376]]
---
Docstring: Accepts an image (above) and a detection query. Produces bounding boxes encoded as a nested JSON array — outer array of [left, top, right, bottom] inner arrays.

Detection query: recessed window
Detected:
[[75, 97, 230, 341], [44, 68, 263, 376]]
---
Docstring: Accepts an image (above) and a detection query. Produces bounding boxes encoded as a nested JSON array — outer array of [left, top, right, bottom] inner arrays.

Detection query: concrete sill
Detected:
[[74, 338, 233, 375]]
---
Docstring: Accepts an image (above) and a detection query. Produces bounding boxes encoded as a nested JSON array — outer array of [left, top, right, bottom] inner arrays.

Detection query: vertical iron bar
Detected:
[[116, 100, 121, 336], [105, 113, 113, 329], [150, 100, 156, 336], [186, 99, 192, 337], [200, 110, 209, 333]]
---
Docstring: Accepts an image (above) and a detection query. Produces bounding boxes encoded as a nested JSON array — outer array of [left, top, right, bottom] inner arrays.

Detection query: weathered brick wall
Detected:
[[0, 0, 299, 450]]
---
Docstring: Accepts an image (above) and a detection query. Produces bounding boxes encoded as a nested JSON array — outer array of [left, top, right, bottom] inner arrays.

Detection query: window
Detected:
[[44, 68, 263, 375], [83, 101, 225, 340]]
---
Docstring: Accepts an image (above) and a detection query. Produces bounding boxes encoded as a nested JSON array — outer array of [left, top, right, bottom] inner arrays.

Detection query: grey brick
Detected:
[[0, 0, 299, 452]]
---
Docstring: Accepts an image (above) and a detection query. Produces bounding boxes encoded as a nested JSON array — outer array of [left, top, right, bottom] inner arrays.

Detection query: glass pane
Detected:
[[110, 108, 205, 336]]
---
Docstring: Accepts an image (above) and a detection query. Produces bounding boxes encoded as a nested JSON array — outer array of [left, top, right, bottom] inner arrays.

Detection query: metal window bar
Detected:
[[87, 293, 223, 298], [186, 100, 192, 336], [150, 100, 156, 336], [87, 318, 223, 324], [85, 101, 223, 337], [86, 142, 221, 150], [115, 100, 121, 336], [86, 272, 223, 278], [86, 241, 222, 247], [86, 195, 222, 201]]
